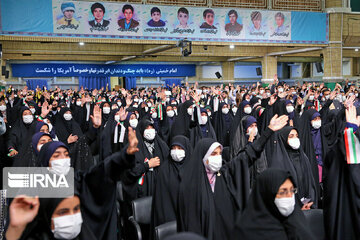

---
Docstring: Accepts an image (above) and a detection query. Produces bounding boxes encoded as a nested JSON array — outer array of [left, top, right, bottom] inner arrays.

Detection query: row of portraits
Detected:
[[53, 1, 291, 39]]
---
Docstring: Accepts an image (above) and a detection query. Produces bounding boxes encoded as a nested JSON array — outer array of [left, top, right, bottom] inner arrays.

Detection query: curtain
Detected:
[[125, 77, 136, 90], [79, 76, 110, 90], [164, 78, 182, 88], [25, 79, 49, 90]]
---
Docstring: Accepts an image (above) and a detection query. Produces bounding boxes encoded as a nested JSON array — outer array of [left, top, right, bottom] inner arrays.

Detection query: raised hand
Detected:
[[126, 96, 133, 107], [127, 127, 139, 155], [344, 95, 356, 109], [268, 114, 289, 131], [8, 195, 39, 229], [269, 95, 277, 106], [119, 107, 128, 121], [41, 101, 50, 118], [90, 104, 102, 128], [346, 105, 360, 126]]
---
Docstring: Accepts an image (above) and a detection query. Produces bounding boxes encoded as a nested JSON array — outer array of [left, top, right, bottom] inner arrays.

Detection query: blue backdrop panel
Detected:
[[79, 76, 110, 89], [25, 79, 49, 90], [164, 78, 182, 87], [125, 77, 136, 90]]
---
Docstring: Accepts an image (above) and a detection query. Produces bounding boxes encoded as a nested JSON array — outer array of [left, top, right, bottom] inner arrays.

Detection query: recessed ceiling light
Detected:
[[79, 42, 85, 46], [355, 48, 359, 52], [229, 45, 235, 49]]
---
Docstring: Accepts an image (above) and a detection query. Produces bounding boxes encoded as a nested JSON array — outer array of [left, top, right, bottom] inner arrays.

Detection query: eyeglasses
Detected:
[[277, 188, 297, 197]]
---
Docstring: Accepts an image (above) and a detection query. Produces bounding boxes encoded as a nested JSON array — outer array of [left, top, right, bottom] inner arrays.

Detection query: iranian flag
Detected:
[[344, 128, 360, 164]]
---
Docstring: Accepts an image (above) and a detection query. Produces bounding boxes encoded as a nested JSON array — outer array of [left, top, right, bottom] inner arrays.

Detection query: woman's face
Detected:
[[287, 129, 298, 143], [40, 125, 50, 134], [103, 103, 110, 108], [145, 125, 154, 130], [246, 122, 257, 134], [171, 145, 184, 151], [51, 196, 81, 230], [130, 114, 137, 120], [311, 116, 321, 125], [49, 147, 69, 167], [275, 178, 295, 199], [211, 146, 222, 156], [22, 109, 32, 117], [38, 135, 52, 150]]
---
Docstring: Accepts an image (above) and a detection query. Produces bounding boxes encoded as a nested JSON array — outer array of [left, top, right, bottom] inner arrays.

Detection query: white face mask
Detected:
[[288, 138, 300, 150], [48, 158, 71, 176], [187, 108, 194, 116], [52, 212, 83, 240], [129, 119, 138, 128], [174, 109, 178, 115], [222, 108, 229, 114], [207, 111, 212, 117], [103, 107, 110, 114], [232, 107, 238, 113], [76, 101, 81, 106], [342, 95, 347, 102], [37, 144, 44, 152], [266, 92, 271, 97], [114, 115, 120, 122], [311, 120, 321, 129], [286, 105, 294, 113], [247, 127, 258, 136], [133, 98, 139, 102], [144, 128, 156, 141], [133, 104, 139, 108], [30, 108, 36, 114], [170, 149, 186, 162], [260, 90, 265, 94], [274, 194, 295, 217], [201, 116, 208, 125], [63, 113, 72, 121], [308, 95, 314, 101], [0, 105, 6, 111], [117, 102, 122, 107], [147, 102, 152, 107], [145, 107, 149, 112], [23, 115, 34, 124], [166, 110, 175, 118], [151, 112, 158, 119], [244, 106, 252, 114], [206, 155, 222, 173], [324, 95, 330, 100], [292, 91, 297, 95], [278, 88, 284, 93]]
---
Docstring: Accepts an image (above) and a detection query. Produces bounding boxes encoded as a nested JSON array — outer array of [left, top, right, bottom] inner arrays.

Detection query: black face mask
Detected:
[[52, 107, 57, 111]]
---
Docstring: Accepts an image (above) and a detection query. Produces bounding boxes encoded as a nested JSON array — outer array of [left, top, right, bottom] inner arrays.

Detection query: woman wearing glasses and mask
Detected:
[[233, 168, 315, 240]]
